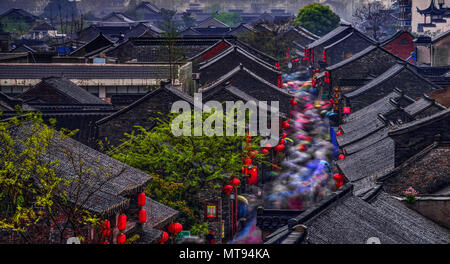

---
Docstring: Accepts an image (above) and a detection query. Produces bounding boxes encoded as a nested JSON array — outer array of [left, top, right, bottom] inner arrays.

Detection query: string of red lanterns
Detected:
[[117, 214, 127, 244]]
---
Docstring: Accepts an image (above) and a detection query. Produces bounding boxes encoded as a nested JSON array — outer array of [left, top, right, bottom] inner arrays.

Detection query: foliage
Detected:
[[238, 21, 292, 70], [126, 234, 140, 244], [0, 17, 30, 35], [181, 11, 196, 30], [213, 12, 243, 27], [0, 112, 123, 243], [190, 222, 209, 236], [403, 187, 418, 204], [157, 8, 184, 80], [110, 111, 266, 228], [293, 3, 340, 36], [353, 1, 395, 41]]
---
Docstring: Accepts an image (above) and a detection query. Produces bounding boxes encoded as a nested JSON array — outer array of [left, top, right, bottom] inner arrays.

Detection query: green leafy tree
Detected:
[[157, 8, 184, 81], [110, 111, 266, 228], [293, 3, 340, 36], [0, 112, 124, 243], [181, 11, 196, 30], [239, 21, 292, 70], [0, 17, 30, 36], [213, 12, 242, 27]]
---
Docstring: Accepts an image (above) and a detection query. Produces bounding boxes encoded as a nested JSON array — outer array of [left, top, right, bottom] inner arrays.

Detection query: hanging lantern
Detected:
[[279, 139, 286, 144], [159, 231, 169, 244], [117, 233, 126, 244], [230, 178, 241, 187], [243, 158, 252, 166], [338, 154, 345, 160], [336, 181, 343, 189], [222, 185, 233, 195], [247, 167, 258, 185], [137, 192, 146, 207], [290, 98, 297, 106], [242, 167, 248, 174], [336, 131, 342, 136], [282, 121, 290, 129], [282, 132, 287, 138], [343, 107, 351, 114], [102, 220, 111, 230], [274, 144, 285, 152], [138, 209, 147, 224], [262, 148, 269, 155], [168, 223, 183, 234], [102, 229, 111, 238], [117, 214, 127, 232], [333, 173, 343, 182], [322, 50, 326, 62]]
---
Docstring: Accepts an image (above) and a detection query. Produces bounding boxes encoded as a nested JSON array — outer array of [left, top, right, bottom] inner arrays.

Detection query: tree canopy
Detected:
[[293, 3, 340, 36], [213, 12, 243, 27], [109, 111, 265, 228]]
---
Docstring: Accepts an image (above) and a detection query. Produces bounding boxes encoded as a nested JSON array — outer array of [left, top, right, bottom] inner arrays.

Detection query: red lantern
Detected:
[[242, 167, 248, 174], [102, 229, 111, 238], [159, 231, 169, 244], [338, 154, 345, 160], [117, 233, 126, 244], [282, 121, 290, 129], [247, 167, 258, 185], [336, 181, 343, 189], [222, 185, 233, 195], [336, 131, 342, 136], [138, 209, 147, 224], [279, 139, 286, 144], [333, 173, 343, 182], [117, 214, 127, 232], [230, 178, 241, 187], [243, 158, 252, 166], [282, 132, 287, 138], [274, 144, 285, 152], [262, 148, 269, 155], [102, 241, 110, 244], [102, 220, 110, 230], [138, 192, 146, 207], [290, 98, 297, 106], [168, 223, 183, 234], [343, 107, 351, 114]]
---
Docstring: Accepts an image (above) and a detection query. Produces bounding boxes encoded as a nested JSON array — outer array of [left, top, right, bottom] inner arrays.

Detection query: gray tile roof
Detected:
[[96, 86, 193, 125], [0, 63, 173, 79], [388, 108, 450, 136], [303, 191, 449, 244], [199, 45, 279, 73], [25, 77, 110, 105], [326, 45, 379, 71], [306, 25, 353, 49], [345, 63, 442, 99], [342, 90, 407, 124], [344, 63, 406, 98], [9, 122, 153, 215], [338, 114, 390, 147], [336, 137, 395, 182]]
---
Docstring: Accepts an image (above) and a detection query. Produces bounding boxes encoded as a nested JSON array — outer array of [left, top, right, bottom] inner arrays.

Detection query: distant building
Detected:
[[30, 21, 57, 40], [412, 0, 450, 34]]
